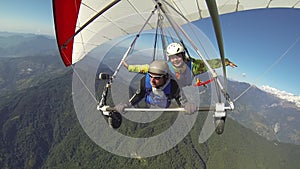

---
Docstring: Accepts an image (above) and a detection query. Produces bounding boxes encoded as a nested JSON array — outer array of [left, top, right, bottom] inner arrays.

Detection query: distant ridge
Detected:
[[260, 85, 300, 108], [0, 32, 57, 58]]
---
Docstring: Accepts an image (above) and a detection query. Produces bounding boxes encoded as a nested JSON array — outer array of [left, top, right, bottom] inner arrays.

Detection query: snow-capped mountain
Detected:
[[226, 81, 300, 145], [260, 85, 300, 108]]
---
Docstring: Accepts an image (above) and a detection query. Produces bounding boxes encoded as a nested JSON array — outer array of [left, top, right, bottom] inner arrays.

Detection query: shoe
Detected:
[[108, 111, 122, 129], [215, 117, 225, 135]]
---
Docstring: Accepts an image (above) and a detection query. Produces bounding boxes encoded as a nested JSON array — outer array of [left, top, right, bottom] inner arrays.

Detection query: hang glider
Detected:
[[53, 0, 300, 134]]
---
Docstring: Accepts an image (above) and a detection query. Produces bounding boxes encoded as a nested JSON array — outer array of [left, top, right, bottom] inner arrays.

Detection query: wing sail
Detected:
[[53, 0, 300, 66]]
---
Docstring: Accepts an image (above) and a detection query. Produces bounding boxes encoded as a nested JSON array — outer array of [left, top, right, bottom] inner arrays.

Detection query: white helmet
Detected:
[[166, 42, 185, 57]]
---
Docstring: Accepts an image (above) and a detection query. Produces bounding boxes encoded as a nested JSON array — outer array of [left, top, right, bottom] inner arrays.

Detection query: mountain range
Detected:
[[0, 31, 57, 58], [226, 80, 300, 145], [0, 32, 300, 168], [260, 85, 300, 108]]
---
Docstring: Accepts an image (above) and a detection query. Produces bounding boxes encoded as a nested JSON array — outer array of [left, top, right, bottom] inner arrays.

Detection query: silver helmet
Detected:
[[148, 60, 169, 75]]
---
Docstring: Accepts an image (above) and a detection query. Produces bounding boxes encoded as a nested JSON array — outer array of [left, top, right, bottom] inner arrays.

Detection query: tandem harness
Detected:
[[144, 73, 172, 108]]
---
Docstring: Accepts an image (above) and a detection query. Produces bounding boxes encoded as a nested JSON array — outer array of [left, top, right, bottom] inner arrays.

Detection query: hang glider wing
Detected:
[[53, 0, 300, 66]]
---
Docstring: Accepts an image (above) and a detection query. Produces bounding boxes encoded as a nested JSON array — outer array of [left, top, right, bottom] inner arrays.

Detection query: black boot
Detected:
[[108, 111, 122, 129], [215, 117, 225, 135]]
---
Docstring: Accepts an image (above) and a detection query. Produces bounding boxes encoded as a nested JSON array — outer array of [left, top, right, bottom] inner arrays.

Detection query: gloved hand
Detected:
[[114, 103, 129, 113], [226, 59, 237, 68], [184, 103, 197, 114], [229, 61, 237, 68]]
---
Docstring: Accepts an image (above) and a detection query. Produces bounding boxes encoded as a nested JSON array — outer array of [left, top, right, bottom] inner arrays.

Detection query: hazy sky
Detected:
[[0, 0, 54, 35], [1, 0, 299, 95]]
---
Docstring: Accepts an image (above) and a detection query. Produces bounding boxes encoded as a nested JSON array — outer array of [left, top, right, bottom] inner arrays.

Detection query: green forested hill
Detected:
[[1, 71, 300, 169], [0, 54, 66, 96]]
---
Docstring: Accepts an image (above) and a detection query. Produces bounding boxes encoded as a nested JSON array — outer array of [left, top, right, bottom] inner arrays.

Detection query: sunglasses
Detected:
[[149, 74, 164, 80]]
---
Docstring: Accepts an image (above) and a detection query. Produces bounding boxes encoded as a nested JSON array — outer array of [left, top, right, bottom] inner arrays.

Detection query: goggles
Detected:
[[149, 73, 165, 80]]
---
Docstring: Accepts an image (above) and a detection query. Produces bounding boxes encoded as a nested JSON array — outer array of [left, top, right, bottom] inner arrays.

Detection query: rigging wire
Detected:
[[233, 35, 300, 102], [152, 12, 162, 61], [158, 14, 168, 60], [61, 50, 99, 104]]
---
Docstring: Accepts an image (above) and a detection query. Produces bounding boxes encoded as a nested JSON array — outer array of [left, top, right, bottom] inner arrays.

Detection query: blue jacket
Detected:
[[129, 73, 185, 108], [145, 73, 172, 108]]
